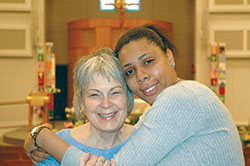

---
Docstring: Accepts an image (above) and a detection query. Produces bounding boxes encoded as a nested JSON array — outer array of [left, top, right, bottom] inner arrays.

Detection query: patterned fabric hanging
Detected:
[[37, 45, 45, 92], [46, 43, 55, 119], [210, 43, 226, 103], [210, 43, 218, 94], [36, 43, 57, 119], [218, 44, 226, 103]]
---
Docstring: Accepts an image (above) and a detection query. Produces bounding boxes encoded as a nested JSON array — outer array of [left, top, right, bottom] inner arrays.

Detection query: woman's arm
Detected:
[[24, 127, 70, 163], [24, 125, 92, 166]]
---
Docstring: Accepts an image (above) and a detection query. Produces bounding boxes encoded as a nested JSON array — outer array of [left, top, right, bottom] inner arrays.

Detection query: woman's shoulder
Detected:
[[157, 80, 213, 101], [56, 128, 71, 137], [56, 124, 93, 150], [152, 80, 222, 117], [55, 125, 87, 142], [175, 80, 219, 101], [151, 80, 212, 115], [170, 80, 208, 91]]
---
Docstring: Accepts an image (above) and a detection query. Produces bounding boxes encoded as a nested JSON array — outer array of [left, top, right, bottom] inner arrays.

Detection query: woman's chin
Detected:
[[99, 127, 120, 133], [96, 123, 122, 133]]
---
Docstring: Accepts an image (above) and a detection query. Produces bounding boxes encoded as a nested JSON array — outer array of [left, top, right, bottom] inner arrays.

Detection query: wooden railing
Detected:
[[0, 100, 26, 105]]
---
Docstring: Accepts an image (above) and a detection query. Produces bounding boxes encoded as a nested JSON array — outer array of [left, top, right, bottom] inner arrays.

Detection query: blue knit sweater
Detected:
[[62, 81, 244, 166]]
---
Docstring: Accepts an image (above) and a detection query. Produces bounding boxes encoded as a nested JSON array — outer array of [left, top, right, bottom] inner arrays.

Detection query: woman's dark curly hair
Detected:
[[114, 24, 177, 58]]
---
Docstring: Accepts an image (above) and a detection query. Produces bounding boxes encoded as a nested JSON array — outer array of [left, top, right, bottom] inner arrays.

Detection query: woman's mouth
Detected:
[[143, 84, 157, 96], [98, 112, 117, 120]]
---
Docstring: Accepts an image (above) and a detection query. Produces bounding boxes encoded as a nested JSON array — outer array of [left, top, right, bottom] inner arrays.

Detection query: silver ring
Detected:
[[97, 158, 104, 165]]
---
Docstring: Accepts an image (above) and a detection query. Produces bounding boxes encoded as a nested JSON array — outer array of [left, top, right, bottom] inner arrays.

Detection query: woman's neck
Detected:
[[71, 123, 134, 150]]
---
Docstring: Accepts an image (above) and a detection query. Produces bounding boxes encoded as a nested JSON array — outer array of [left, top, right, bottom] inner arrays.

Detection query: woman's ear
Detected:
[[166, 49, 175, 68]]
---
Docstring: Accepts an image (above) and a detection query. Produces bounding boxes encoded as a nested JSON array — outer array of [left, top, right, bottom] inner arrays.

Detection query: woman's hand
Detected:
[[78, 155, 116, 166], [30, 148, 49, 163], [23, 133, 49, 163], [23, 132, 37, 159], [23, 123, 52, 163]]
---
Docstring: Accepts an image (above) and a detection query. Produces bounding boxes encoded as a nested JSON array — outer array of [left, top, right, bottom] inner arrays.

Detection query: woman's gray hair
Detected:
[[73, 47, 134, 121]]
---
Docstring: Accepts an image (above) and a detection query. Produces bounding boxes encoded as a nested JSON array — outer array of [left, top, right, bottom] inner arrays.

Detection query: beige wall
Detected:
[[0, 0, 194, 102], [46, 0, 194, 80], [0, 0, 45, 102], [0, 57, 36, 101], [195, 0, 250, 125]]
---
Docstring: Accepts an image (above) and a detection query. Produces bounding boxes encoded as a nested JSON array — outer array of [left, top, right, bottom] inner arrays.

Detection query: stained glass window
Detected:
[[100, 0, 140, 11]]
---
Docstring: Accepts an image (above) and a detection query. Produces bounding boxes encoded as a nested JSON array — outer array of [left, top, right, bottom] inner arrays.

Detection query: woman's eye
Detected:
[[89, 93, 99, 97], [111, 91, 121, 95], [125, 69, 134, 76], [145, 59, 154, 65]]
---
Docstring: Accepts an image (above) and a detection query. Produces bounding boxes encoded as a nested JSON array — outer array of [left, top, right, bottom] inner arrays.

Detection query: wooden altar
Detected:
[[68, 18, 172, 106]]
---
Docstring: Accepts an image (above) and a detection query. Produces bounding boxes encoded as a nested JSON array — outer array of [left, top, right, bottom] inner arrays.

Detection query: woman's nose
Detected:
[[136, 70, 149, 83], [100, 97, 112, 108]]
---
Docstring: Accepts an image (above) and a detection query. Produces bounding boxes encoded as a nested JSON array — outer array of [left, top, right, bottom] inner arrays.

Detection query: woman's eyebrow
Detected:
[[122, 53, 149, 69], [138, 53, 149, 60]]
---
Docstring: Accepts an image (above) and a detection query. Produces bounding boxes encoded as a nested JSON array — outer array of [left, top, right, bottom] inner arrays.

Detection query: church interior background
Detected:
[[0, 0, 250, 165]]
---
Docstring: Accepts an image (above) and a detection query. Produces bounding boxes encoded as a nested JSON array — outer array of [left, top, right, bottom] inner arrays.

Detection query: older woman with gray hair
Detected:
[[24, 47, 135, 166]]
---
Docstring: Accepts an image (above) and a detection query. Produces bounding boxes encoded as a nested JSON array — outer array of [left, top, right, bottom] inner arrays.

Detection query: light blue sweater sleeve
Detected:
[[37, 147, 85, 166], [61, 146, 87, 166]]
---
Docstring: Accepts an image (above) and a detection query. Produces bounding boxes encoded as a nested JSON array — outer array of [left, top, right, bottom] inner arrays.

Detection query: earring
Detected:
[[171, 63, 175, 68], [79, 108, 88, 123]]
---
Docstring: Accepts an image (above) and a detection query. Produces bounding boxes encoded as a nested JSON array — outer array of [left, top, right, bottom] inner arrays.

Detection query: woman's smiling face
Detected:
[[82, 74, 128, 133], [118, 38, 177, 105]]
